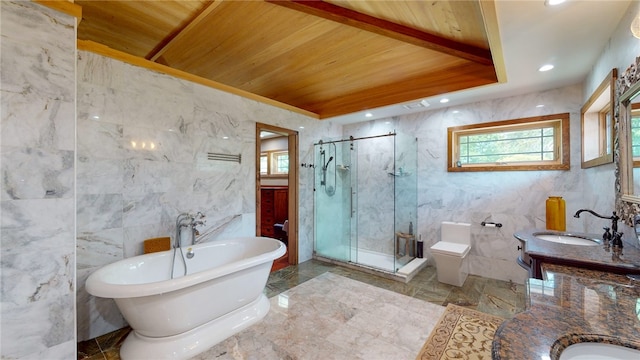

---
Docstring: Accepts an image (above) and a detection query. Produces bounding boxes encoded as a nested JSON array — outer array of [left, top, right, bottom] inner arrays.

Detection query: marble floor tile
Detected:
[[78, 259, 527, 360], [195, 272, 446, 359]]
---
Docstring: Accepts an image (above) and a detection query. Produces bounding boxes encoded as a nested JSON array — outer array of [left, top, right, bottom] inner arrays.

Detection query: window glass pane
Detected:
[[449, 113, 568, 171], [605, 112, 612, 154], [270, 152, 289, 174], [632, 114, 640, 158], [458, 126, 555, 165], [260, 154, 268, 174], [276, 154, 289, 173]]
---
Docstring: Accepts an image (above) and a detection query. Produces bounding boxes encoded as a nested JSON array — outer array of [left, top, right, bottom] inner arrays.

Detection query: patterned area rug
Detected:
[[416, 304, 504, 360]]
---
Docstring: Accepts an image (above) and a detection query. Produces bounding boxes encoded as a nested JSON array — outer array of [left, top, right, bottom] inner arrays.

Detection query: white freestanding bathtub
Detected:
[[86, 237, 286, 359]]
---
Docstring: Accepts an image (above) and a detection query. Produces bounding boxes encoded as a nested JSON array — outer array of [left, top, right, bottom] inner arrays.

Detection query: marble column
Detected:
[[1, 1, 77, 358]]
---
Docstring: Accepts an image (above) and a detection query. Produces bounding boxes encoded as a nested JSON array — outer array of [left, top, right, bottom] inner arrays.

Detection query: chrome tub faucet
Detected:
[[175, 212, 207, 248]]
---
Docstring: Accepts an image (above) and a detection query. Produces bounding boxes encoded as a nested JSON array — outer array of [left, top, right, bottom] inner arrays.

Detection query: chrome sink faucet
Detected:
[[573, 209, 622, 248]]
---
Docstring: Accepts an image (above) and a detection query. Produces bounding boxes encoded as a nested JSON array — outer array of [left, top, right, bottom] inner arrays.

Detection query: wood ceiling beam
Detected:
[[147, 0, 224, 61], [479, 0, 507, 83], [267, 0, 493, 66]]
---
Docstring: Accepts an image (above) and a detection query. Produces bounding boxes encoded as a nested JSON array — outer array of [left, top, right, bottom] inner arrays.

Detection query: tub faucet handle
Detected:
[[612, 232, 624, 249]]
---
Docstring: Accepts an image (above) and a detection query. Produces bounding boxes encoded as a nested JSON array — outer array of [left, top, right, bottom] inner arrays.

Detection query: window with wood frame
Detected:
[[260, 150, 289, 176], [448, 113, 570, 172]]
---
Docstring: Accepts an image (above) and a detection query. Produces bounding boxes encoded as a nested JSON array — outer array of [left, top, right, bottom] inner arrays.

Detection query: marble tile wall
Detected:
[[0, 2, 77, 358], [75, 51, 337, 340], [346, 85, 584, 284]]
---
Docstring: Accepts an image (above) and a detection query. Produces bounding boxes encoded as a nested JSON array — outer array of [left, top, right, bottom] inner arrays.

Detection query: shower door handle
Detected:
[[350, 187, 355, 218]]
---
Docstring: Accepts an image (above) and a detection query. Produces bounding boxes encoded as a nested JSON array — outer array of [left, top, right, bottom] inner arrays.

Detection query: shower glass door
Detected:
[[314, 132, 417, 274], [353, 134, 396, 272], [314, 140, 354, 262], [393, 133, 418, 270]]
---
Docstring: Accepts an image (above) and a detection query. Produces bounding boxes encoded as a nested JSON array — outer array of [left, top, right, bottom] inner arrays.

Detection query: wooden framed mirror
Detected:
[[581, 69, 616, 168], [616, 56, 640, 225]]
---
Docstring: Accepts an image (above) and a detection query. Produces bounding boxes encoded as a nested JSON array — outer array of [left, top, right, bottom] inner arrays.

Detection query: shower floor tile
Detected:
[[78, 259, 526, 359]]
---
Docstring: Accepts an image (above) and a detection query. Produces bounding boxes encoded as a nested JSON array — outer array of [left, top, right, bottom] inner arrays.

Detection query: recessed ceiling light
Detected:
[[440, 98, 449, 103], [385, 121, 391, 124], [365, 113, 373, 118], [91, 115, 100, 120], [299, 126, 304, 129], [536, 104, 545, 108], [539, 64, 554, 72], [452, 110, 460, 114], [222, 136, 229, 140]]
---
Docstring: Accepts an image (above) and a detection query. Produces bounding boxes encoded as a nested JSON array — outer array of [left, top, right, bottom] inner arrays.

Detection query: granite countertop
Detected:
[[492, 264, 640, 360], [514, 229, 640, 273]]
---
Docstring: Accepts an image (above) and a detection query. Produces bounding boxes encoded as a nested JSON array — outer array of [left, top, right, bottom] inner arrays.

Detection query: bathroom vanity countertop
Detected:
[[492, 264, 640, 360], [514, 229, 640, 274]]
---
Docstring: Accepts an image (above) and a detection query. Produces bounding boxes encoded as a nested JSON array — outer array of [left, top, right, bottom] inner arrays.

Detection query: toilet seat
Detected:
[[430, 241, 470, 257]]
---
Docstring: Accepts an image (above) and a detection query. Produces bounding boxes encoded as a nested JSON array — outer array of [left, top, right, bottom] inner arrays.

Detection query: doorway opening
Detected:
[[256, 123, 299, 271]]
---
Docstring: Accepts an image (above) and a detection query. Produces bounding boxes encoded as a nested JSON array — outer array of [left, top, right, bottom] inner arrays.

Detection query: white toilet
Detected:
[[430, 221, 471, 286]]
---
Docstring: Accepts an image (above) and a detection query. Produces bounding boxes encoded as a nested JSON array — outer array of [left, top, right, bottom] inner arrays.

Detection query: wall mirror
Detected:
[[581, 69, 616, 168], [617, 56, 640, 224]]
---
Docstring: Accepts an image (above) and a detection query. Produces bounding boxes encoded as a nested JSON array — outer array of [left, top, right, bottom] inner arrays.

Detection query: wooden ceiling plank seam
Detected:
[[267, 0, 493, 66], [76, 39, 319, 119], [479, 0, 507, 83], [148, 0, 225, 61]]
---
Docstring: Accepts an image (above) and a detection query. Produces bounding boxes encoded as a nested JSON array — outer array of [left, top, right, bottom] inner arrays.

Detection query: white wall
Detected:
[[0, 2, 77, 358]]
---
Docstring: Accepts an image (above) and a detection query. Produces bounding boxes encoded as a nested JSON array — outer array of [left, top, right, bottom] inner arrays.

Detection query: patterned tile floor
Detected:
[[78, 259, 526, 359]]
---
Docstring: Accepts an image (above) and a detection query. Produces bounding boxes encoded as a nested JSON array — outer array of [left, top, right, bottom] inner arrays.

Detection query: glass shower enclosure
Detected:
[[314, 132, 417, 274]]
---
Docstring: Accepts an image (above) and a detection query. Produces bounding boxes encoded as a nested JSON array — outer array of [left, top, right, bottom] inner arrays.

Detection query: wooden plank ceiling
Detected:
[[76, 0, 502, 119]]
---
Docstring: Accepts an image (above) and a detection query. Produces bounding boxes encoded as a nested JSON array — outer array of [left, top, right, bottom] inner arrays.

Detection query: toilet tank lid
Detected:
[[430, 241, 470, 256]]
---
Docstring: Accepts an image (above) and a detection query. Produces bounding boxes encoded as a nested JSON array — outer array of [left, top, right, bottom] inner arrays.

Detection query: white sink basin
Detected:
[[533, 233, 600, 246], [559, 342, 640, 359]]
